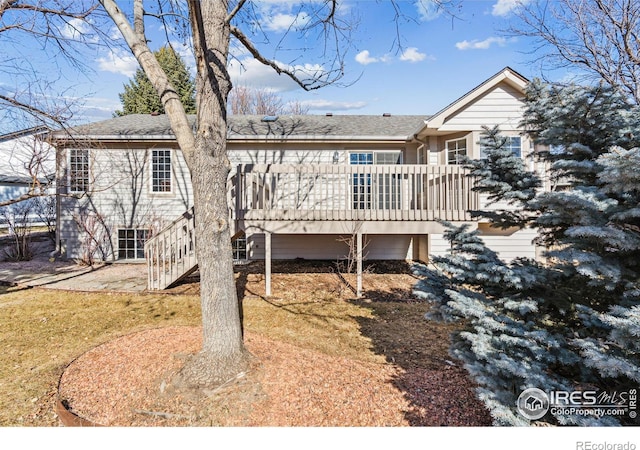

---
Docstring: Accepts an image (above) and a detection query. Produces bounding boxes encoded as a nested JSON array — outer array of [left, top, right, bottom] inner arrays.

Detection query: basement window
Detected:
[[232, 234, 247, 260], [118, 228, 149, 259]]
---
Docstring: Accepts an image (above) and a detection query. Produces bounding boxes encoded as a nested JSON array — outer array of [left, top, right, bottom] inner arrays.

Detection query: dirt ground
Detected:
[[57, 259, 492, 427]]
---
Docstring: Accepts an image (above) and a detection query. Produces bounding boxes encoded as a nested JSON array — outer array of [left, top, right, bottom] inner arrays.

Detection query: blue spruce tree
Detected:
[[413, 81, 640, 426]]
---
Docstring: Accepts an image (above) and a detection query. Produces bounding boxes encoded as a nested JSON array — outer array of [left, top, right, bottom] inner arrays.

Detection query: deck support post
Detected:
[[356, 231, 363, 298], [265, 230, 272, 297]]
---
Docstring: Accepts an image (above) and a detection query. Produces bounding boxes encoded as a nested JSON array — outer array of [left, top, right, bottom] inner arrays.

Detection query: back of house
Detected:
[[51, 67, 546, 290]]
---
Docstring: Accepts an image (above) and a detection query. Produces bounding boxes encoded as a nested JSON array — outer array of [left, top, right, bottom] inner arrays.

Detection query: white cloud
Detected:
[[355, 50, 379, 65], [415, 0, 445, 21], [228, 57, 316, 92], [168, 41, 196, 76], [400, 47, 428, 63], [357, 48, 429, 65], [492, 0, 530, 17], [455, 37, 510, 50], [263, 12, 310, 32], [61, 18, 98, 42], [96, 49, 139, 77]]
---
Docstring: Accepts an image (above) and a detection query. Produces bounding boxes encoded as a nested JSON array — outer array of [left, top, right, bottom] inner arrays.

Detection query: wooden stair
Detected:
[[145, 208, 197, 290]]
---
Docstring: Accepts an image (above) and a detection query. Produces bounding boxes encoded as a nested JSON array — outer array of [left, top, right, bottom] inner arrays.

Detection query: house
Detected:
[[0, 126, 55, 226], [51, 67, 544, 294]]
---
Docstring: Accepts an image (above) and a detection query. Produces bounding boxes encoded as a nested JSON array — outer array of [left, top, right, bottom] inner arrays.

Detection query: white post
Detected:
[[356, 231, 363, 298], [265, 230, 272, 297]]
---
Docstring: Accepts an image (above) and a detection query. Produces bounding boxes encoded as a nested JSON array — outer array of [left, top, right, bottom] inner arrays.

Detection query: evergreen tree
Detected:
[[414, 81, 640, 426], [115, 46, 195, 116]]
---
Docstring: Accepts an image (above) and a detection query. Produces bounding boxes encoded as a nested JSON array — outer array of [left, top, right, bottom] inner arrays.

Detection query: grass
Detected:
[[0, 286, 200, 426], [0, 277, 389, 426]]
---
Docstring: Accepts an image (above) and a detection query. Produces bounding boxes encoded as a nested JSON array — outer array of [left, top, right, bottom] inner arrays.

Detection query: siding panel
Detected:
[[440, 84, 524, 132], [245, 233, 414, 261], [429, 228, 537, 262]]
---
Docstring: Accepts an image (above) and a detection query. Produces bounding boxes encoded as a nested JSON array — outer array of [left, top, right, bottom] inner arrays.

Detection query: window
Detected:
[[446, 138, 467, 165], [349, 151, 402, 210], [350, 152, 373, 210], [69, 148, 90, 193], [232, 235, 247, 260], [507, 136, 522, 157], [151, 149, 172, 192], [480, 136, 522, 159], [118, 229, 149, 259]]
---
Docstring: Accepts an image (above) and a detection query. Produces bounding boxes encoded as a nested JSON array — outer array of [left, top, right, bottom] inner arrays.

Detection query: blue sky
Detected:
[[1, 0, 567, 129]]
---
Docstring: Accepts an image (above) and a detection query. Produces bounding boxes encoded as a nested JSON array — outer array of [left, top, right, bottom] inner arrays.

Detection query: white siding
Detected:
[[478, 227, 537, 261], [429, 234, 451, 258], [429, 227, 537, 262], [58, 147, 193, 260], [229, 149, 336, 165], [439, 83, 524, 132], [246, 233, 414, 260]]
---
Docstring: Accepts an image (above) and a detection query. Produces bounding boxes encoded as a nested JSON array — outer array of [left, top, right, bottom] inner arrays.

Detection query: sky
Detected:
[[0, 0, 571, 132]]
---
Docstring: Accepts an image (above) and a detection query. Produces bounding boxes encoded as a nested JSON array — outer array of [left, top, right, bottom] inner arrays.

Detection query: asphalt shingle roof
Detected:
[[60, 114, 429, 141]]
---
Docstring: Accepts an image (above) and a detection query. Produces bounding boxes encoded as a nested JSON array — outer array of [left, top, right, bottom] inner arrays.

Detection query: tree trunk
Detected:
[[101, 0, 250, 389], [173, 0, 250, 388]]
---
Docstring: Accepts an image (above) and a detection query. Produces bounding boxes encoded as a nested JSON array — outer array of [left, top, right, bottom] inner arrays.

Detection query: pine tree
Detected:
[[414, 81, 640, 426], [115, 46, 195, 116]]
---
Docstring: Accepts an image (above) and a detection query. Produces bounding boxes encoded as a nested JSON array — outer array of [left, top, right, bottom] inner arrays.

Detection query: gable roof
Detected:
[[54, 114, 428, 143], [413, 66, 529, 137]]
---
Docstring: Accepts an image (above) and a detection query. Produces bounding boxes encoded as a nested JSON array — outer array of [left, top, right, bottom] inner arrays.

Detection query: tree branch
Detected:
[[99, 0, 196, 163], [225, 0, 245, 24], [230, 24, 339, 91]]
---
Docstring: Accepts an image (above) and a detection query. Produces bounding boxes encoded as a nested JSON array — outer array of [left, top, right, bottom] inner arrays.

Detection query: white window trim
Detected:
[[445, 138, 468, 165], [117, 228, 149, 260], [348, 150, 403, 165], [478, 135, 523, 159], [149, 148, 173, 194], [68, 148, 90, 193]]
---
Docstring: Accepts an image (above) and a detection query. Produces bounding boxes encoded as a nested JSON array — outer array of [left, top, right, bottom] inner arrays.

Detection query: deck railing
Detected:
[[144, 207, 197, 290], [146, 164, 478, 289], [234, 164, 478, 222]]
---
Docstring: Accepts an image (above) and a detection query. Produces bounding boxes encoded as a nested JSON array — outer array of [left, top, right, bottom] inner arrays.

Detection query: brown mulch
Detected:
[[57, 261, 493, 427], [58, 327, 490, 427]]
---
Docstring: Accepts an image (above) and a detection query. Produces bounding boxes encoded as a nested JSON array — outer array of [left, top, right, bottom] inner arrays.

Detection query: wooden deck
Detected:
[[234, 164, 478, 223], [146, 164, 478, 290]]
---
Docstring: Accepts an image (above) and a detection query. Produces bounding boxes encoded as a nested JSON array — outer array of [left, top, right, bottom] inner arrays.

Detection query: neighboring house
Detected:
[[0, 126, 55, 226], [51, 67, 545, 293]]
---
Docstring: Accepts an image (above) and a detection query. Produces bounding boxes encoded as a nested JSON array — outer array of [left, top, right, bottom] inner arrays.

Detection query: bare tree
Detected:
[[98, 0, 454, 390], [0, 1, 115, 209], [96, 0, 347, 389], [510, 0, 640, 103], [228, 85, 310, 115]]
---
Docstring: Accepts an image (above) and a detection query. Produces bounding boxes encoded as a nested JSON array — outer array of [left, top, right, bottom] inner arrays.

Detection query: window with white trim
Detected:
[[151, 149, 172, 192], [232, 235, 247, 260], [446, 138, 467, 165], [118, 228, 149, 259], [349, 151, 402, 210], [480, 136, 522, 159], [69, 148, 90, 193]]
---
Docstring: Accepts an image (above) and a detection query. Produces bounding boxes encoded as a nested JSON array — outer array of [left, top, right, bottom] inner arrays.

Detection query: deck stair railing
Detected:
[[145, 207, 197, 290]]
